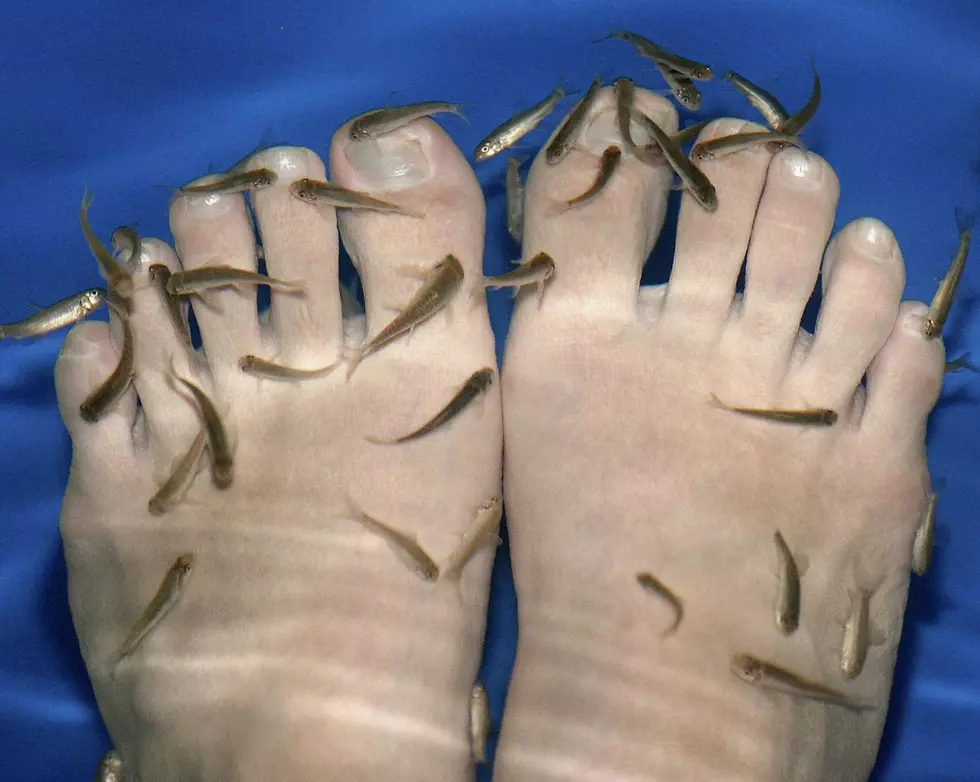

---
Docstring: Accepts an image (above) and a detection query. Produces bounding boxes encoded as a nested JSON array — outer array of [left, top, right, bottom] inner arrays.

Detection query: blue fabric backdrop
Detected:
[[1, 1, 978, 780]]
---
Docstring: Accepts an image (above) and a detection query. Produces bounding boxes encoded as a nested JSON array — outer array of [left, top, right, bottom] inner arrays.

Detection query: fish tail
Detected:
[[344, 348, 363, 381], [954, 206, 978, 235]]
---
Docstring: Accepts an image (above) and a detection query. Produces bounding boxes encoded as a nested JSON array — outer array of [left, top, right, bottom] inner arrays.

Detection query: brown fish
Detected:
[[290, 177, 413, 215], [344, 498, 440, 581], [546, 78, 603, 165], [79, 297, 135, 423], [709, 393, 837, 425], [730, 653, 873, 711], [566, 145, 622, 208], [690, 132, 804, 162], [238, 354, 340, 380], [506, 156, 526, 244], [111, 225, 142, 269], [167, 266, 305, 296], [775, 64, 821, 136], [475, 86, 566, 162], [179, 168, 277, 195], [147, 428, 208, 517], [640, 115, 717, 210], [636, 572, 684, 636], [470, 682, 492, 764], [911, 492, 937, 577], [723, 70, 789, 130], [350, 101, 465, 140], [148, 265, 192, 346], [80, 190, 134, 298], [440, 496, 503, 584], [773, 530, 806, 635], [602, 30, 713, 80], [171, 369, 234, 489], [923, 212, 972, 339], [483, 251, 555, 305]]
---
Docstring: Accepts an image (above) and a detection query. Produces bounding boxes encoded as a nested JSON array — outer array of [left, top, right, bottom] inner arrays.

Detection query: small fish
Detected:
[[239, 354, 340, 380], [171, 370, 234, 489], [773, 530, 806, 635], [79, 298, 135, 423], [367, 367, 494, 444], [350, 101, 464, 140], [613, 77, 639, 152], [167, 266, 305, 296], [945, 352, 977, 372], [0, 288, 105, 339], [474, 86, 566, 162], [148, 265, 192, 346], [640, 116, 717, 211], [602, 30, 713, 80], [658, 66, 702, 111], [638, 118, 710, 162], [440, 496, 503, 584], [923, 212, 973, 339], [911, 492, 937, 577], [179, 168, 277, 195], [775, 64, 822, 136], [730, 653, 873, 711], [81, 190, 135, 298], [723, 70, 789, 130], [709, 393, 837, 425], [93, 749, 122, 782], [690, 132, 804, 162], [115, 554, 195, 667], [345, 498, 440, 581], [111, 225, 142, 269], [346, 254, 465, 377], [566, 145, 622, 209], [546, 78, 603, 165], [483, 251, 555, 305], [506, 156, 526, 244], [147, 428, 208, 517], [840, 580, 885, 680], [470, 682, 492, 764], [290, 177, 412, 215], [636, 572, 684, 636]]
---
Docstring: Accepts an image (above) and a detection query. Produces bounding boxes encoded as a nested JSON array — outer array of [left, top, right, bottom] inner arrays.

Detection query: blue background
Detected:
[[1, 1, 979, 779]]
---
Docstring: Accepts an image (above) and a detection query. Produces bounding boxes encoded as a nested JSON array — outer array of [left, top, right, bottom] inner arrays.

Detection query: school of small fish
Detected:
[[0, 27, 972, 778]]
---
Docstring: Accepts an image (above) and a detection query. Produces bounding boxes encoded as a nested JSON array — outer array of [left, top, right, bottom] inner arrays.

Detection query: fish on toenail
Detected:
[[613, 77, 640, 153], [440, 496, 502, 585], [0, 287, 105, 339], [349, 101, 466, 140], [566, 145, 622, 208], [148, 265, 193, 346], [170, 371, 234, 489], [773, 530, 806, 636], [80, 189, 135, 299], [690, 131, 805, 162], [94, 749, 123, 782], [505, 156, 526, 244], [111, 225, 142, 271], [945, 352, 977, 372], [366, 367, 494, 445], [114, 554, 195, 669], [840, 582, 885, 680], [599, 30, 714, 81], [79, 297, 135, 424], [344, 498, 440, 581], [289, 177, 414, 216], [922, 215, 972, 339], [345, 254, 465, 378], [474, 85, 566, 163], [636, 572, 684, 637], [723, 70, 789, 130], [148, 427, 208, 516], [470, 682, 492, 764], [911, 492, 937, 576], [179, 168, 278, 196], [546, 77, 602, 165], [774, 62, 821, 136], [483, 252, 555, 305], [238, 354, 340, 380], [708, 393, 837, 425], [167, 265, 306, 297], [730, 653, 873, 711], [639, 115, 717, 211]]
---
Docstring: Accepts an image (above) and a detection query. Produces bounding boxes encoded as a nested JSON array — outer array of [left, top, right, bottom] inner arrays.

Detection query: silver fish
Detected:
[[602, 30, 713, 80], [474, 86, 566, 162], [366, 367, 494, 444], [613, 78, 639, 153], [290, 177, 414, 215], [345, 499, 440, 581], [484, 251, 555, 305], [506, 156, 526, 244], [840, 585, 884, 680], [346, 254, 464, 377], [723, 70, 789, 130], [147, 428, 208, 517], [172, 371, 233, 489], [0, 288, 105, 339], [350, 101, 464, 140], [115, 554, 195, 667], [923, 213, 972, 339], [911, 492, 937, 576], [440, 496, 503, 584], [93, 749, 122, 782], [179, 168, 277, 195], [167, 266, 305, 296], [546, 78, 603, 165], [79, 297, 135, 424], [81, 190, 135, 299], [470, 682, 492, 764], [690, 132, 804, 162], [640, 116, 717, 210], [730, 653, 873, 711], [774, 530, 805, 635], [775, 65, 821, 136], [239, 354, 340, 380], [636, 572, 684, 636], [567, 145, 622, 208], [658, 66, 701, 111]]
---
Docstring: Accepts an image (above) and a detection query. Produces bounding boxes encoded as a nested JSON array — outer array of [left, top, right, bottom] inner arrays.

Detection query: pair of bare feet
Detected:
[[57, 86, 942, 781]]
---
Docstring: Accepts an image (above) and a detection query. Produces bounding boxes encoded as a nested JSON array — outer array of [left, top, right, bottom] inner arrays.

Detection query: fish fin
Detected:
[[707, 392, 727, 410], [954, 206, 978, 234], [364, 434, 395, 446], [535, 279, 547, 307], [344, 348, 364, 381], [795, 554, 810, 578]]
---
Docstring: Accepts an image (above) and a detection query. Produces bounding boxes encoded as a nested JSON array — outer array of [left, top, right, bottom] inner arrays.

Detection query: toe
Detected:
[[861, 301, 944, 450], [662, 119, 773, 338], [732, 150, 839, 380], [329, 116, 490, 366], [169, 184, 263, 374], [520, 87, 677, 317], [247, 146, 342, 363], [55, 321, 137, 466], [793, 218, 906, 406]]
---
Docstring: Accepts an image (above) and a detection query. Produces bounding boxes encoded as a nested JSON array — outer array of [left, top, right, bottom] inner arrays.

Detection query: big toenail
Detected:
[[853, 218, 896, 260], [345, 131, 429, 190], [779, 148, 823, 186], [177, 182, 234, 218]]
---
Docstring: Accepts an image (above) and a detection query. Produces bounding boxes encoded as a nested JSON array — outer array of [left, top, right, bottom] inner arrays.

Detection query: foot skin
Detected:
[[497, 89, 944, 781], [55, 125, 501, 780]]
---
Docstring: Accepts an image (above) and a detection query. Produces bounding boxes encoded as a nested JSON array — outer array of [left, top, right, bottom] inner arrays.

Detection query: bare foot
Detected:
[[496, 88, 944, 781]]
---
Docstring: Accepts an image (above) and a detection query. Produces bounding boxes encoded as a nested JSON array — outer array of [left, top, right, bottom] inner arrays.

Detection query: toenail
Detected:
[[778, 148, 823, 187], [711, 118, 754, 137], [345, 131, 429, 191], [901, 305, 930, 337], [852, 218, 897, 261], [176, 182, 235, 218], [252, 146, 319, 177]]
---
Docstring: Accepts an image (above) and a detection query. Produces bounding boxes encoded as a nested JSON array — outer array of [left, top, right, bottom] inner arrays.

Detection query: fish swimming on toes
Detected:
[[546, 77, 602, 164], [170, 367, 234, 489], [773, 529, 806, 635], [238, 354, 340, 380], [349, 101, 465, 139], [709, 393, 837, 425], [290, 177, 416, 216], [79, 297, 135, 423], [775, 63, 822, 136], [344, 497, 440, 581], [470, 682, 492, 764], [911, 492, 937, 576], [167, 266, 306, 297], [179, 168, 277, 195], [474, 85, 566, 162], [730, 653, 873, 711], [636, 572, 684, 636], [148, 265, 192, 346], [483, 252, 555, 305], [690, 131, 804, 161], [80, 190, 135, 299], [922, 210, 972, 339], [440, 496, 503, 586], [723, 69, 790, 130], [147, 427, 208, 517], [566, 145, 622, 208]]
